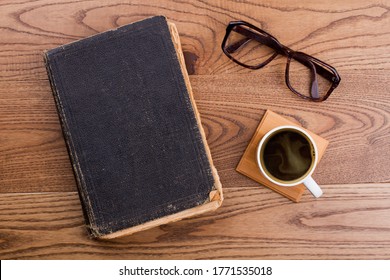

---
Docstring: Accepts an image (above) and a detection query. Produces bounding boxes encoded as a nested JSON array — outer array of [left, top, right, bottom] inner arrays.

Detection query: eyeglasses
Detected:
[[221, 20, 341, 101]]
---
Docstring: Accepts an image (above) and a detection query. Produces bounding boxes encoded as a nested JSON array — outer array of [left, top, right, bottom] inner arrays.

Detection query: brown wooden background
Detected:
[[1, 0, 390, 259]]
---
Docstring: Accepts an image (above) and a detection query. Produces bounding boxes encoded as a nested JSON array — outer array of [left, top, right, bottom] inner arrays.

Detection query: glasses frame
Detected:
[[221, 20, 341, 102]]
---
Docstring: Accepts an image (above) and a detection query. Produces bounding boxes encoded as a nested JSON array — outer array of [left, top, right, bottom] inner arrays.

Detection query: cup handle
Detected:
[[303, 176, 323, 198]]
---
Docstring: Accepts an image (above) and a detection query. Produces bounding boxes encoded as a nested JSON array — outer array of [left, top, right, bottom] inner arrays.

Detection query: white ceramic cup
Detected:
[[256, 125, 323, 198]]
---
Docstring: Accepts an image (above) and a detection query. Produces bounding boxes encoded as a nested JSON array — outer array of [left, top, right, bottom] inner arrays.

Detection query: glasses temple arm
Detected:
[[290, 54, 320, 99], [309, 61, 320, 99], [225, 37, 251, 53], [293, 54, 338, 83], [225, 25, 278, 53]]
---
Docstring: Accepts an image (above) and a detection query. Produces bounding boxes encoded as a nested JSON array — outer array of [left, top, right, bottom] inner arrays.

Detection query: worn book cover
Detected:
[[44, 16, 223, 239]]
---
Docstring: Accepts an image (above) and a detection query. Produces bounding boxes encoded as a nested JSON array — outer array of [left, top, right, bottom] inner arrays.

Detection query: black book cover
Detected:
[[44, 16, 222, 238]]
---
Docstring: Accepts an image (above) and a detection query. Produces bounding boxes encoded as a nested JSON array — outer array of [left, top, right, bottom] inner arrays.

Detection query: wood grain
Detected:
[[0, 0, 389, 81], [1, 185, 390, 259], [1, 0, 390, 259], [1, 70, 389, 193], [192, 71, 390, 187]]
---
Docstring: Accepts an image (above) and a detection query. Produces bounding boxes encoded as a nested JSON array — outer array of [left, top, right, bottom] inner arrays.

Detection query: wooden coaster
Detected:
[[236, 110, 329, 202]]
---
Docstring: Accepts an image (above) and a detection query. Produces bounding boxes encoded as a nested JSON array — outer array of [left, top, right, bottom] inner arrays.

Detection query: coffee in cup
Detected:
[[256, 125, 323, 198]]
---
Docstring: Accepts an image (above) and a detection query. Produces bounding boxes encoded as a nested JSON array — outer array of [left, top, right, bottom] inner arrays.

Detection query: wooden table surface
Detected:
[[1, 0, 389, 259]]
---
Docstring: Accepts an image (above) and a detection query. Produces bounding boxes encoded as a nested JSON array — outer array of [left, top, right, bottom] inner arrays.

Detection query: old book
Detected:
[[44, 16, 223, 239]]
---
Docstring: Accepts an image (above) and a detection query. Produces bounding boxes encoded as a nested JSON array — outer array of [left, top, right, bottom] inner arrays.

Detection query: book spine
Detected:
[[43, 53, 100, 237]]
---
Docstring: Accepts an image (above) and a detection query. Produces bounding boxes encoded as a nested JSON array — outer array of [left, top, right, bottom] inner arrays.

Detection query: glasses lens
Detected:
[[287, 56, 333, 100], [224, 25, 276, 67]]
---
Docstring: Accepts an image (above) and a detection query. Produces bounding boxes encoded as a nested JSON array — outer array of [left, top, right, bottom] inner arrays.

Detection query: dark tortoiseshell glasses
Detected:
[[221, 20, 341, 101]]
